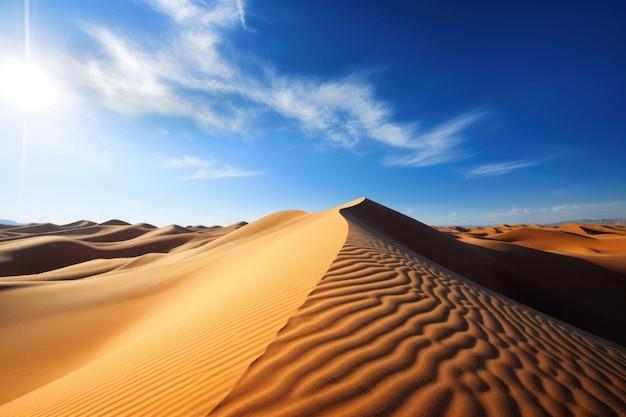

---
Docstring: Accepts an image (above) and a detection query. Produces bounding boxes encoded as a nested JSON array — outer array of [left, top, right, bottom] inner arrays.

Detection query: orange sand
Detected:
[[1, 198, 625, 416], [439, 223, 626, 274]]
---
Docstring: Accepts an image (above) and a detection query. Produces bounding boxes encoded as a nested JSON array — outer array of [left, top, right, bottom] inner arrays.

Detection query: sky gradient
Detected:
[[1, 0, 625, 226]]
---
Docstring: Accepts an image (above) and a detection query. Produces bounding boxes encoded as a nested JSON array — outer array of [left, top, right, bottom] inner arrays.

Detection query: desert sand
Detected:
[[1, 198, 625, 416]]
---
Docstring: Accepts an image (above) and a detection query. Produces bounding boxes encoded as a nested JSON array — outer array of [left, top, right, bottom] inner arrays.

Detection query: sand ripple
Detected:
[[210, 223, 626, 417], [1, 199, 625, 417]]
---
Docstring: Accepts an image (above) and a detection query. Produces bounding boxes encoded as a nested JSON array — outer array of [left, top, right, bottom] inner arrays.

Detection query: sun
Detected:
[[0, 58, 61, 113]]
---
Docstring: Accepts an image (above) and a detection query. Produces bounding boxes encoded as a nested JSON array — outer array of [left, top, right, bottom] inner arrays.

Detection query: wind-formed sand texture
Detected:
[[1, 198, 625, 416]]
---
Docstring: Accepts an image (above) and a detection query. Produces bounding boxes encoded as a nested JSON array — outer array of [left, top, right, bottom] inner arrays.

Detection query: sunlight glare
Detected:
[[0, 58, 61, 113]]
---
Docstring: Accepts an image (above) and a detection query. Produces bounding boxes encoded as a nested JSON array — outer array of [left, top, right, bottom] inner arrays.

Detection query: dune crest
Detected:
[[1, 198, 625, 416], [210, 204, 626, 416]]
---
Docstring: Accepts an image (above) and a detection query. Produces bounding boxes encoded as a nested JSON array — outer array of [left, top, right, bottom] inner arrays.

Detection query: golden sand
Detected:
[[1, 198, 624, 416]]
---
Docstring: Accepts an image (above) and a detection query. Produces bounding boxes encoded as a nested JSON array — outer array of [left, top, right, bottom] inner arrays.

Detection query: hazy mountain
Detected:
[[548, 218, 626, 226]]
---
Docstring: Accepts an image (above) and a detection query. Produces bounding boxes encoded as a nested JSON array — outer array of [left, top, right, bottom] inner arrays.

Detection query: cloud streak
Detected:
[[235, 0, 247, 29], [74, 0, 480, 166], [488, 207, 532, 219], [189, 166, 262, 179], [384, 113, 482, 167], [485, 201, 626, 223], [161, 156, 211, 168], [162, 156, 262, 180], [551, 202, 626, 214], [464, 160, 539, 178]]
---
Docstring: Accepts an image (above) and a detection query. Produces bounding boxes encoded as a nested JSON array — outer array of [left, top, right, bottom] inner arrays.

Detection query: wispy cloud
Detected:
[[73, 0, 480, 166], [449, 212, 468, 221], [161, 156, 262, 180], [384, 113, 482, 167], [161, 156, 211, 168], [505, 207, 530, 216], [551, 204, 572, 212], [464, 160, 538, 178], [488, 207, 531, 219], [485, 201, 626, 222], [235, 0, 247, 29], [551, 202, 626, 215], [147, 0, 243, 27], [188, 166, 262, 179]]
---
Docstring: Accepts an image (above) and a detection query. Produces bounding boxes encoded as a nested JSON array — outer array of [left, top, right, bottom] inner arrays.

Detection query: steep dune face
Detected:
[[342, 199, 626, 346], [1, 198, 625, 417]]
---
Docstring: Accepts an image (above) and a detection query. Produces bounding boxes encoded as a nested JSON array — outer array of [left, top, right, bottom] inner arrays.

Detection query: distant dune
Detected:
[[1, 198, 625, 416]]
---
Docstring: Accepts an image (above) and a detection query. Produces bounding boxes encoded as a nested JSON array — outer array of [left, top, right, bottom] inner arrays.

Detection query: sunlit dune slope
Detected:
[[210, 202, 626, 416], [0, 204, 350, 416], [1, 198, 625, 417]]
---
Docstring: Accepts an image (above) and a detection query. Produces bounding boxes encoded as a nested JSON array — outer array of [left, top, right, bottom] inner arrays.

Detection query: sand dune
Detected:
[[1, 198, 625, 416], [346, 202, 626, 346], [211, 221, 626, 417], [447, 224, 626, 275]]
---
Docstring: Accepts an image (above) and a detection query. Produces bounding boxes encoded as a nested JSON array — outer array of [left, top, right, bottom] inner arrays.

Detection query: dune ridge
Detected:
[[339, 200, 626, 346], [209, 201, 626, 416], [1, 198, 625, 416]]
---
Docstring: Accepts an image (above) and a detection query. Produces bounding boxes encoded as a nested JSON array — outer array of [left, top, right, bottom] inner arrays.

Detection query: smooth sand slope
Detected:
[[1, 198, 625, 416], [0, 205, 350, 416]]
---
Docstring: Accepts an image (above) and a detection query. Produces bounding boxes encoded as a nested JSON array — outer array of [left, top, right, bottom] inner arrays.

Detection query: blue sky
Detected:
[[1, 0, 625, 226]]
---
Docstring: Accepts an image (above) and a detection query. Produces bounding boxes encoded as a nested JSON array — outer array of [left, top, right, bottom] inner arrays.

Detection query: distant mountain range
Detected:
[[0, 219, 19, 225], [548, 218, 626, 226]]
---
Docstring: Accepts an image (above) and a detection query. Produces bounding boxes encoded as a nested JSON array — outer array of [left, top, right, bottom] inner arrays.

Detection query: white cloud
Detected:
[[235, 0, 247, 29], [505, 207, 530, 216], [552, 204, 572, 212], [146, 0, 203, 24], [74, 0, 481, 167], [145, 0, 242, 27], [384, 113, 481, 167], [188, 166, 262, 179], [550, 202, 626, 216], [162, 155, 262, 180], [488, 207, 531, 218], [484, 201, 626, 223], [449, 212, 468, 219], [464, 160, 538, 178], [161, 156, 212, 168], [78, 27, 233, 130]]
